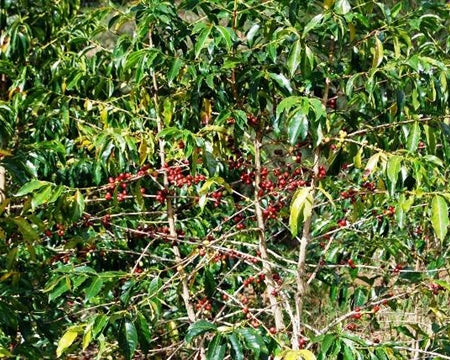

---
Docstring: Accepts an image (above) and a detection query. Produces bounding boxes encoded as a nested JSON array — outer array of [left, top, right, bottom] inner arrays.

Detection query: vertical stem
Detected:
[[230, 0, 239, 105], [148, 31, 196, 325], [0, 165, 5, 203], [293, 37, 334, 349], [254, 133, 285, 331]]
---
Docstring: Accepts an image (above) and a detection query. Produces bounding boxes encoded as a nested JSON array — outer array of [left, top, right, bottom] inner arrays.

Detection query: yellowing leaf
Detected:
[[82, 328, 92, 350], [275, 349, 317, 360], [324, 0, 335, 9], [364, 152, 381, 175], [56, 329, 79, 357], [372, 36, 384, 68], [289, 187, 312, 237], [348, 22, 355, 42], [430, 195, 449, 242]]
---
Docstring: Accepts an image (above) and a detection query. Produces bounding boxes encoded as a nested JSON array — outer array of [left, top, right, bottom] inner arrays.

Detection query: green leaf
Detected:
[[13, 217, 39, 241], [56, 328, 79, 357], [335, 0, 351, 15], [386, 155, 401, 195], [321, 334, 335, 355], [185, 320, 217, 343], [407, 122, 420, 152], [167, 57, 183, 85], [287, 112, 308, 145], [206, 335, 226, 360], [195, 25, 212, 58], [0, 347, 12, 357], [30, 184, 52, 209], [289, 187, 312, 237], [303, 14, 324, 36], [85, 277, 104, 303], [92, 314, 109, 338], [72, 190, 85, 221], [269, 73, 293, 94], [372, 36, 383, 68], [136, 313, 152, 350], [430, 195, 448, 242], [237, 327, 268, 356], [434, 280, 450, 292], [122, 319, 138, 360], [228, 333, 244, 360], [15, 180, 49, 197], [287, 40, 302, 78], [276, 96, 302, 119], [215, 26, 232, 50]]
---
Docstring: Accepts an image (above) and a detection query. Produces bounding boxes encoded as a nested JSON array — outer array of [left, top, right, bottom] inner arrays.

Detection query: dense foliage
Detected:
[[0, 0, 449, 359]]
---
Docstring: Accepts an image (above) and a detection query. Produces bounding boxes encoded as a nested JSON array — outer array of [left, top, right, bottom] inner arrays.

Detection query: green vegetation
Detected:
[[0, 0, 449, 358]]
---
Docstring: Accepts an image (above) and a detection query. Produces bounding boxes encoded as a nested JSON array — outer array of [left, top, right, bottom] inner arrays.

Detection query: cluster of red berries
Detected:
[[383, 205, 395, 217], [262, 202, 283, 220], [232, 213, 246, 230], [243, 273, 266, 287], [155, 190, 168, 204], [429, 283, 445, 295], [328, 98, 336, 109], [340, 188, 358, 202], [105, 172, 132, 202], [272, 272, 283, 285], [195, 297, 212, 312], [318, 165, 327, 179], [247, 113, 259, 127], [82, 214, 94, 228], [211, 191, 223, 207], [55, 223, 65, 237], [362, 181, 376, 191], [240, 170, 255, 185], [338, 218, 347, 228], [165, 162, 206, 188], [392, 264, 403, 274], [102, 214, 111, 227]]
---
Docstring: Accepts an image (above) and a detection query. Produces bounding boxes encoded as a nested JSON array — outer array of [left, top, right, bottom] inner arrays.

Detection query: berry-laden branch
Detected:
[[147, 30, 197, 327], [254, 129, 285, 331]]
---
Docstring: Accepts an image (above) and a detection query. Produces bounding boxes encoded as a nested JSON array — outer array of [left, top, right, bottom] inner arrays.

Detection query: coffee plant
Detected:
[[0, 0, 449, 359]]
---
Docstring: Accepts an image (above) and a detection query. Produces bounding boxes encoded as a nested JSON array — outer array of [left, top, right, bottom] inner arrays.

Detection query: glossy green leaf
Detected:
[[386, 155, 401, 195], [335, 0, 351, 15], [195, 25, 212, 58], [15, 180, 49, 197], [206, 335, 226, 360], [407, 121, 420, 152], [287, 112, 308, 145], [167, 57, 183, 85], [84, 277, 103, 303], [228, 333, 244, 360], [185, 320, 217, 343], [269, 72, 293, 94], [287, 40, 302, 78], [122, 319, 138, 360], [304, 14, 324, 36], [215, 26, 232, 50], [237, 327, 268, 356]]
